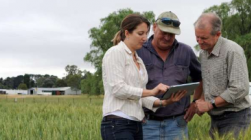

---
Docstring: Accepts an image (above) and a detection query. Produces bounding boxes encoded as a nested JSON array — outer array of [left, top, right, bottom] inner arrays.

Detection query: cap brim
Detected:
[[158, 24, 181, 35]]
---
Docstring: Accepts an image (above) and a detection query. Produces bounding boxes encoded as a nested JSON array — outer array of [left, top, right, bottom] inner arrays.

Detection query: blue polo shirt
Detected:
[[137, 35, 202, 117]]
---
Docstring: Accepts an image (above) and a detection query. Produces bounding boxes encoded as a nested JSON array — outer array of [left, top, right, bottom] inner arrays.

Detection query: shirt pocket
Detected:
[[164, 65, 189, 83], [210, 62, 228, 96]]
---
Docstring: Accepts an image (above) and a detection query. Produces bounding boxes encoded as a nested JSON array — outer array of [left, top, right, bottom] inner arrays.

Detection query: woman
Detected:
[[101, 14, 185, 140]]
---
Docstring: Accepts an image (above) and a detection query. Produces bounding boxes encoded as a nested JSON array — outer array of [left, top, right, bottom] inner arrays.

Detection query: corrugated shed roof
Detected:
[[29, 87, 71, 91]]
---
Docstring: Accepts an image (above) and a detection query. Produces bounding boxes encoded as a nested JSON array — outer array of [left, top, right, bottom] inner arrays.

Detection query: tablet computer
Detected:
[[161, 82, 199, 100]]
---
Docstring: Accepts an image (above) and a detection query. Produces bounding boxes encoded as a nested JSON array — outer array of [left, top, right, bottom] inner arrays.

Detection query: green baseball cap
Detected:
[[156, 11, 181, 35]]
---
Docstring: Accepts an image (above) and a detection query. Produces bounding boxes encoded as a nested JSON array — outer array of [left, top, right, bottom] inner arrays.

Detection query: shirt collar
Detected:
[[119, 41, 141, 60], [210, 36, 223, 57], [119, 41, 132, 54]]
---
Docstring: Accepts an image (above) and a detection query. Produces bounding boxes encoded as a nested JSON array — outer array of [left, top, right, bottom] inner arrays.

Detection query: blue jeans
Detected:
[[101, 117, 143, 140], [142, 115, 188, 140], [210, 108, 251, 139]]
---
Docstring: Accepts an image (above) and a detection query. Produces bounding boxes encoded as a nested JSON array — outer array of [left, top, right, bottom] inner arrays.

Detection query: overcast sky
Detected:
[[0, 0, 232, 79]]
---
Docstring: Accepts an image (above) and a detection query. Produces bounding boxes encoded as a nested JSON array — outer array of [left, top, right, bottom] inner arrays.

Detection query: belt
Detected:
[[145, 113, 185, 121], [103, 115, 127, 121]]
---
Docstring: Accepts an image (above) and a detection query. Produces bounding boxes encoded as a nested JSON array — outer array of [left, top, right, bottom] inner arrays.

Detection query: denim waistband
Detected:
[[145, 112, 185, 121], [102, 115, 140, 123], [210, 108, 251, 120]]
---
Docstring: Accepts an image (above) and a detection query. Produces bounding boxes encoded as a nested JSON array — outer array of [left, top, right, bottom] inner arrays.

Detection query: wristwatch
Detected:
[[210, 99, 217, 109], [159, 100, 163, 107], [192, 99, 198, 103]]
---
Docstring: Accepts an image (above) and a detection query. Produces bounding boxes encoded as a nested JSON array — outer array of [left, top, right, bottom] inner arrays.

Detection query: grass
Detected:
[[0, 94, 250, 140], [0, 95, 103, 140]]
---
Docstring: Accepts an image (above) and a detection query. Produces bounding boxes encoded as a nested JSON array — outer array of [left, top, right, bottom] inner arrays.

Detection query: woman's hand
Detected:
[[151, 83, 169, 96], [161, 90, 187, 106]]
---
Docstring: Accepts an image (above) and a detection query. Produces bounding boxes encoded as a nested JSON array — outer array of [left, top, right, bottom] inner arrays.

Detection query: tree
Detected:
[[36, 76, 45, 87], [13, 75, 24, 89], [65, 65, 81, 75], [65, 65, 82, 94], [23, 74, 30, 88], [84, 8, 155, 95], [33, 74, 58, 87], [80, 71, 102, 95], [3, 77, 14, 89], [18, 83, 28, 90], [42, 79, 55, 87], [66, 74, 82, 94], [0, 83, 6, 89], [81, 71, 92, 94], [55, 79, 67, 87]]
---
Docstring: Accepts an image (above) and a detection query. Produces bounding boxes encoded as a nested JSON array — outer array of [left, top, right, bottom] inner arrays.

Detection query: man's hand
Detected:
[[184, 102, 196, 122], [195, 99, 213, 114], [162, 90, 186, 106]]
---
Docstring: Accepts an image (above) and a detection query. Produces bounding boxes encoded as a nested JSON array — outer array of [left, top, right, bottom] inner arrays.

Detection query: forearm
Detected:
[[193, 81, 203, 101], [196, 96, 229, 113], [153, 99, 161, 107], [142, 89, 155, 97], [152, 99, 174, 107], [214, 96, 229, 108]]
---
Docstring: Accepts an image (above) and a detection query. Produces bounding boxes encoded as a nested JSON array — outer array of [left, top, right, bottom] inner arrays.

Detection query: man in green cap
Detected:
[[137, 11, 203, 140]]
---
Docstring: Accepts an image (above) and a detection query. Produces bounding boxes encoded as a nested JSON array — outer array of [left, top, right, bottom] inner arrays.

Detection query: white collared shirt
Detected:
[[102, 41, 158, 121]]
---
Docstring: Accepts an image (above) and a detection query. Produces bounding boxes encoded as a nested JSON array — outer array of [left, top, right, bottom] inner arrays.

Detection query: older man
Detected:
[[137, 11, 202, 140], [194, 13, 251, 138]]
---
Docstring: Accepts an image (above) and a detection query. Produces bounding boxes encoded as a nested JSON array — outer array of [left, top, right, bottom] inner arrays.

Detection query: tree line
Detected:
[[0, 65, 82, 94]]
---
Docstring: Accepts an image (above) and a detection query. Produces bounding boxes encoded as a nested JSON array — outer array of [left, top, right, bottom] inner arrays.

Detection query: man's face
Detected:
[[152, 24, 175, 50], [195, 25, 221, 53]]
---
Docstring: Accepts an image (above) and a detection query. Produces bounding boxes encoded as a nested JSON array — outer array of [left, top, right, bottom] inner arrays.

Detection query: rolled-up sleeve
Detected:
[[103, 48, 142, 100], [220, 50, 249, 104]]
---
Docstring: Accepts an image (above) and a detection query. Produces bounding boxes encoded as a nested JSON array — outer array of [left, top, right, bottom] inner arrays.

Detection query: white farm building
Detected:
[[0, 89, 28, 95], [28, 87, 81, 95]]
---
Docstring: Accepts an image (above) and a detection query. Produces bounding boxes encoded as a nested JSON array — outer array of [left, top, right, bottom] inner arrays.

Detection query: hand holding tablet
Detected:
[[161, 82, 200, 100]]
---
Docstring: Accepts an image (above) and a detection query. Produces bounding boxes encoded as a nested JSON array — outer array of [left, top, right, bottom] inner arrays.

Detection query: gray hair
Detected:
[[194, 13, 222, 35]]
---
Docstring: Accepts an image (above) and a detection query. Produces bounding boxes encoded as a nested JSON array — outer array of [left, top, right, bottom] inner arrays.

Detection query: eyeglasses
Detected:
[[157, 18, 181, 27]]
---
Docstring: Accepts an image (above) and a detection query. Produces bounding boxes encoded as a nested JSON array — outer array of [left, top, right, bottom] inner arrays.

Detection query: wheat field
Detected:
[[0, 95, 250, 140]]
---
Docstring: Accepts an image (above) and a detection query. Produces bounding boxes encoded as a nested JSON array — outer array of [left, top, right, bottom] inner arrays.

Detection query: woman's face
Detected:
[[124, 22, 149, 51]]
